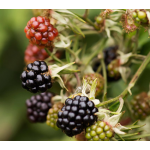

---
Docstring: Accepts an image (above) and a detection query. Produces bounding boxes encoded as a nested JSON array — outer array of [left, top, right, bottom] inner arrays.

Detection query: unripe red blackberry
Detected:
[[24, 16, 58, 48], [26, 92, 53, 123], [20, 60, 52, 93], [131, 92, 150, 120], [46, 102, 64, 129], [56, 95, 98, 137], [85, 121, 114, 141], [83, 73, 104, 97], [107, 59, 121, 80], [24, 43, 50, 64]]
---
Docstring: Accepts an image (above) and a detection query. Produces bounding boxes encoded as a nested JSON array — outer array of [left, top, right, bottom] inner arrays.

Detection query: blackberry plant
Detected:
[[19, 9, 150, 141]]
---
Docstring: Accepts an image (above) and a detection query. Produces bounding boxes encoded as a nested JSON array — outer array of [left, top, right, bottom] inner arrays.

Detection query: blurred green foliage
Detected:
[[0, 9, 150, 141]]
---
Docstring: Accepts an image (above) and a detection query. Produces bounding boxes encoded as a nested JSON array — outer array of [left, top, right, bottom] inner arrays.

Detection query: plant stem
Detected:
[[44, 48, 64, 64], [96, 51, 150, 107], [66, 48, 77, 60], [74, 73, 81, 87], [76, 14, 99, 30], [83, 9, 89, 19], [133, 30, 139, 54], [100, 55, 107, 101]]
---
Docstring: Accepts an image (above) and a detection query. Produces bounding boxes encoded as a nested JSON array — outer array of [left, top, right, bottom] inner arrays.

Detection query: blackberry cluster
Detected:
[[85, 121, 114, 141], [56, 95, 98, 137], [131, 92, 150, 120], [46, 102, 64, 129], [26, 92, 53, 122], [20, 60, 52, 93], [93, 46, 120, 81], [24, 16, 58, 48]]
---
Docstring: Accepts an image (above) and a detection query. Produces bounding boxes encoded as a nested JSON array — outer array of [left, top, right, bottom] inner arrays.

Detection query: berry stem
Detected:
[[96, 51, 150, 107], [44, 48, 64, 64], [100, 53, 107, 102]]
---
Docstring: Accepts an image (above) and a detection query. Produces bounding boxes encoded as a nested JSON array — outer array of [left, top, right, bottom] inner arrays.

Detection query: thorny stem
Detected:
[[96, 51, 150, 108], [44, 48, 64, 64]]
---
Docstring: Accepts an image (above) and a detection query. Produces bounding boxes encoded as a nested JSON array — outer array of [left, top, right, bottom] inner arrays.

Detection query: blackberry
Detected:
[[107, 59, 121, 80], [20, 60, 52, 93], [24, 43, 50, 64], [56, 96, 98, 137], [83, 73, 104, 97], [24, 16, 58, 48], [85, 121, 114, 141], [46, 102, 64, 129], [93, 46, 120, 81], [26, 92, 53, 123], [131, 92, 150, 120]]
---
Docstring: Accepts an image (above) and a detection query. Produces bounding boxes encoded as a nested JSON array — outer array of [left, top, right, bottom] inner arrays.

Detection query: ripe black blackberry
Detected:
[[26, 92, 53, 123], [20, 60, 52, 93], [93, 46, 120, 81], [56, 95, 98, 137]]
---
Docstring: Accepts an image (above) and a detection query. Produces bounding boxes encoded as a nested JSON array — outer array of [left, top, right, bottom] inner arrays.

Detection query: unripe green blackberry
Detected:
[[131, 92, 150, 120], [46, 102, 64, 129], [107, 59, 121, 80], [85, 121, 114, 141], [83, 73, 104, 97]]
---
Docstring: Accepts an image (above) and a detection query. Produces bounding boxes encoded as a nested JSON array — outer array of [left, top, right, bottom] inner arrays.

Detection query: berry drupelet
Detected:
[[26, 92, 53, 123], [131, 92, 150, 120], [56, 95, 98, 137], [24, 16, 58, 48], [20, 60, 52, 93]]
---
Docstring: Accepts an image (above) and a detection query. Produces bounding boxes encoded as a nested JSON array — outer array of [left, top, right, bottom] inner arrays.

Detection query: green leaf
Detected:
[[54, 9, 85, 23], [59, 69, 80, 75], [123, 134, 150, 140], [68, 20, 85, 37], [125, 124, 145, 130], [65, 51, 70, 63], [109, 26, 122, 34], [109, 101, 120, 112]]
